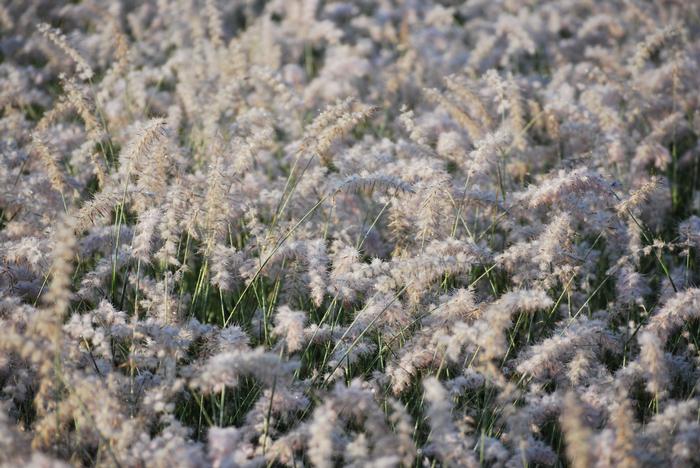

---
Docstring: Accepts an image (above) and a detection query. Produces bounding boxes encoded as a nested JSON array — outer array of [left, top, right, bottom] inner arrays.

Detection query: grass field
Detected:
[[1, 1, 700, 466]]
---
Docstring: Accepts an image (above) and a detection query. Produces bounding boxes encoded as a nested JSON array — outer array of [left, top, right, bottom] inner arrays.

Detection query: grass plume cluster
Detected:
[[1, 0, 700, 466]]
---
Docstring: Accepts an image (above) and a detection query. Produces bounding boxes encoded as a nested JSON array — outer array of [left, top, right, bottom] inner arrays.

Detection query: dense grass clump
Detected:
[[1, 1, 700, 466]]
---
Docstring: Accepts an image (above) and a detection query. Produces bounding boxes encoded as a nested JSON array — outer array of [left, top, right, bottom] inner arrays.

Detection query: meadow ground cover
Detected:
[[1, 0, 700, 466]]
